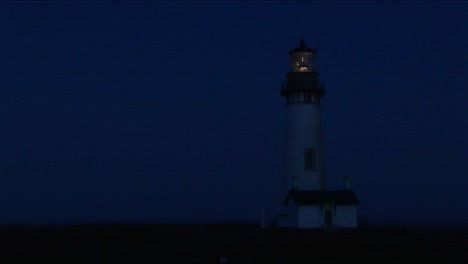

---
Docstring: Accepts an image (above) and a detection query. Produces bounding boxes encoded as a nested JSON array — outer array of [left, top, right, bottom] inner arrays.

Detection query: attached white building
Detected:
[[276, 39, 360, 229], [280, 190, 360, 229]]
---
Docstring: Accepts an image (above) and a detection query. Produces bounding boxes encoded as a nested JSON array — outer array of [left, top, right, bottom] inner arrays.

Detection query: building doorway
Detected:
[[324, 209, 333, 228]]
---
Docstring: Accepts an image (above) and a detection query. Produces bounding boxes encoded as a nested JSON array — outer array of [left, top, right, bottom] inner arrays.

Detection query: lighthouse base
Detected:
[[276, 190, 360, 229]]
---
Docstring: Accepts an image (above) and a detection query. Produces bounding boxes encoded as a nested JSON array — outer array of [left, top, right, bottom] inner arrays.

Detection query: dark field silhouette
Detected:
[[0, 223, 465, 263]]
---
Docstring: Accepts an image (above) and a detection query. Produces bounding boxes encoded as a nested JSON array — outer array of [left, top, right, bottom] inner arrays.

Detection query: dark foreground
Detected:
[[0, 223, 466, 263]]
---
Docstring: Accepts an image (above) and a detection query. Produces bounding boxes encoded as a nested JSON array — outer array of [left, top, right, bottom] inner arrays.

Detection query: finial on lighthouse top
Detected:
[[289, 39, 317, 72], [288, 38, 317, 55]]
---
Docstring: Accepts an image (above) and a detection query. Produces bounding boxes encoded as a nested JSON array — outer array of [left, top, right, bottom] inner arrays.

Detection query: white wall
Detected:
[[284, 103, 326, 193], [296, 204, 358, 228], [334, 205, 358, 228], [297, 205, 322, 228]]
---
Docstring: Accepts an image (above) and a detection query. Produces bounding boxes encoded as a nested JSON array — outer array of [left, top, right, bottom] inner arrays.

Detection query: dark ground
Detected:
[[0, 223, 466, 264]]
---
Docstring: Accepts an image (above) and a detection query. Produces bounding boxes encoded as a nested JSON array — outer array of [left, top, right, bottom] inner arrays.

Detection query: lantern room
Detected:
[[289, 39, 317, 73]]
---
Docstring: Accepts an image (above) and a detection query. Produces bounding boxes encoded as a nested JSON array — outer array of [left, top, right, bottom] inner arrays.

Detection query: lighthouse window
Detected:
[[304, 148, 316, 170]]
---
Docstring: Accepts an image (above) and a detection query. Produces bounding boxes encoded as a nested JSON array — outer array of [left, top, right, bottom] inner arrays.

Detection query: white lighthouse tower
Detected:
[[281, 39, 326, 193], [277, 39, 360, 229]]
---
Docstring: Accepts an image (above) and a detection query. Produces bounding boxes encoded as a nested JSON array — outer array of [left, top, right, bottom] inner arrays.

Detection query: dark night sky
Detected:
[[0, 2, 467, 225]]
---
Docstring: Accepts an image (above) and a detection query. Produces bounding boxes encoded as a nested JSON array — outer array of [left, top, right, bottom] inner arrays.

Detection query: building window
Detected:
[[304, 148, 315, 170]]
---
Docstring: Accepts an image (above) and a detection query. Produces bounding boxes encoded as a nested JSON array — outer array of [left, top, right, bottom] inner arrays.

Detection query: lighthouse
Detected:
[[277, 39, 360, 229], [281, 39, 326, 193]]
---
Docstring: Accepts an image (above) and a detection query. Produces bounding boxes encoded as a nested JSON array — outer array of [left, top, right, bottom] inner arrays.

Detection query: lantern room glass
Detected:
[[290, 52, 316, 72]]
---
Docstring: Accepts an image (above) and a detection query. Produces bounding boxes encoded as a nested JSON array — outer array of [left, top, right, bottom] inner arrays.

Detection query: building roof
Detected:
[[288, 39, 317, 54], [285, 190, 360, 206]]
